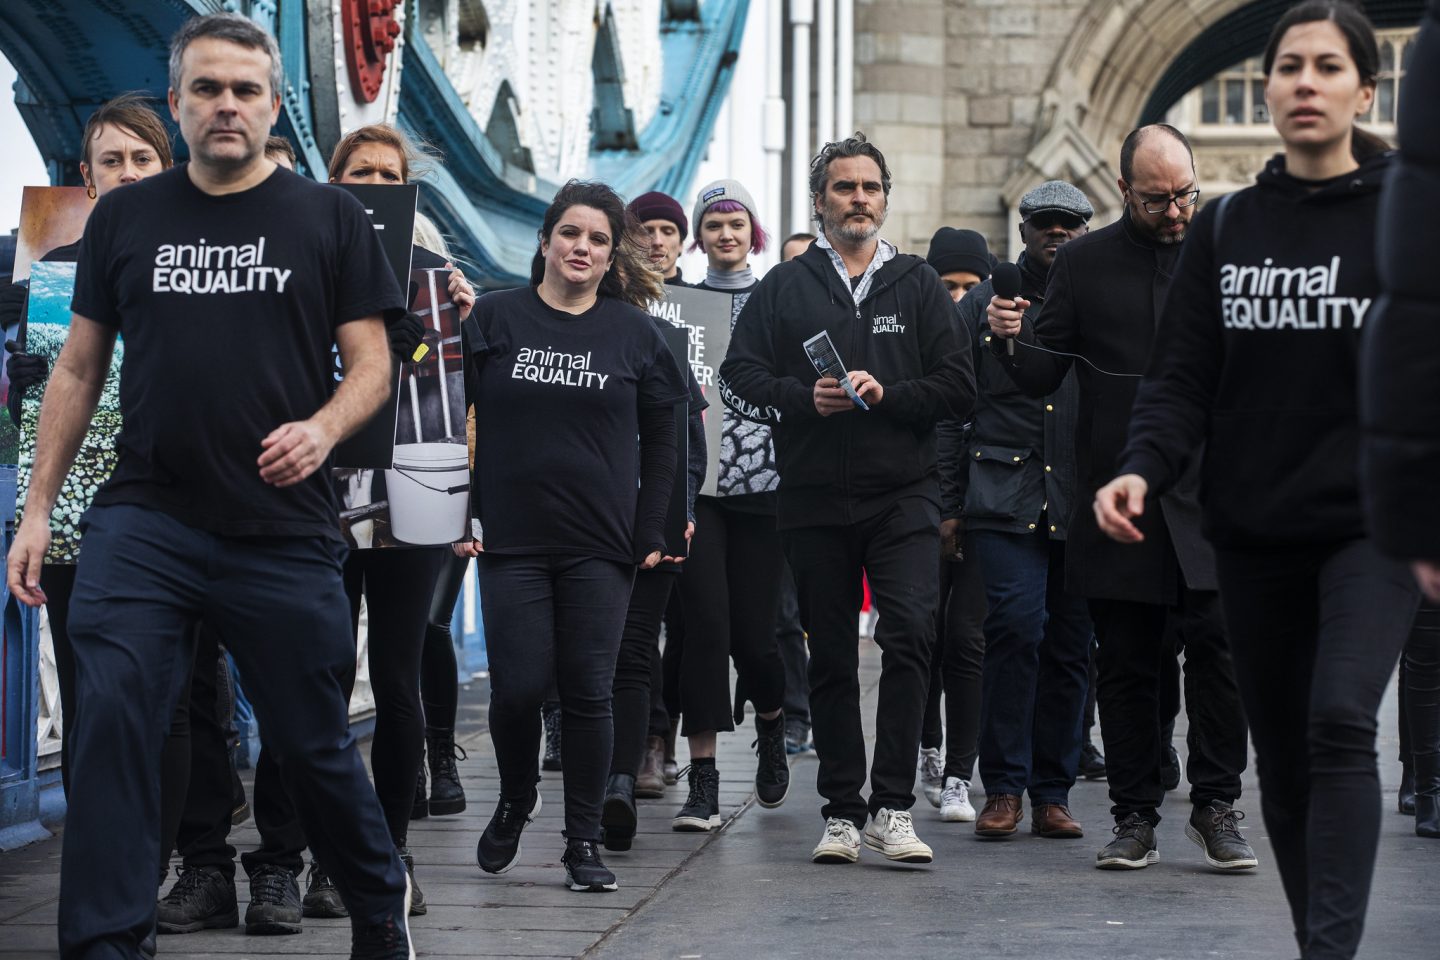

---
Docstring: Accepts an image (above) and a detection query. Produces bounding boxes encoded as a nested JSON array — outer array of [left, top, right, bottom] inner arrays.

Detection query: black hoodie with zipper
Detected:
[[1119, 151, 1391, 549], [717, 241, 974, 530]]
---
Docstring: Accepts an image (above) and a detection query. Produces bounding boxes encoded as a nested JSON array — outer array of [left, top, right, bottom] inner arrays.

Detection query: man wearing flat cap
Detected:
[[933, 184, 1094, 842], [984, 125, 1254, 874]]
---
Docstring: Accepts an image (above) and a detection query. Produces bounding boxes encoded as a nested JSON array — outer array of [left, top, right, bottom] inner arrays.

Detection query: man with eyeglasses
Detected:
[[984, 124, 1255, 875]]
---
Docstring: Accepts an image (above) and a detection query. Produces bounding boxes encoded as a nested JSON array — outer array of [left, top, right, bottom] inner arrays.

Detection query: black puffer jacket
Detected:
[[719, 242, 974, 529], [1362, 0, 1440, 559]]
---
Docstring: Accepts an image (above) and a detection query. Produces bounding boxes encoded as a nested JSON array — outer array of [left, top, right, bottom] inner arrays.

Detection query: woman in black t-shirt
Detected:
[[1093, 6, 1418, 956], [461, 180, 687, 893]]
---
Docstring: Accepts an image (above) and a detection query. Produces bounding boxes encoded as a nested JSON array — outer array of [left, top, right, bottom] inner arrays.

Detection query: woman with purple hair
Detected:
[[668, 180, 791, 832]]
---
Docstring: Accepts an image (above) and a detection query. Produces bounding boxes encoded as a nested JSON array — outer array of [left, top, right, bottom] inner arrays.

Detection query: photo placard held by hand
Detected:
[[803, 330, 869, 410], [331, 182, 418, 468], [659, 323, 690, 558], [337, 263, 469, 549]]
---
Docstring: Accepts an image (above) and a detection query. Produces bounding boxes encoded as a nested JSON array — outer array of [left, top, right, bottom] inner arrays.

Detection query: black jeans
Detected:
[[972, 530, 1091, 804], [343, 547, 449, 845], [675, 498, 786, 735], [920, 535, 987, 781], [1088, 587, 1247, 824], [783, 496, 940, 828], [61, 505, 404, 957], [477, 552, 634, 841], [1216, 539, 1417, 960], [611, 568, 677, 776], [775, 561, 810, 725]]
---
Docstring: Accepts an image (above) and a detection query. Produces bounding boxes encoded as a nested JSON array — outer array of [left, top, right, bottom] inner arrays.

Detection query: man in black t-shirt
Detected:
[[5, 15, 412, 958]]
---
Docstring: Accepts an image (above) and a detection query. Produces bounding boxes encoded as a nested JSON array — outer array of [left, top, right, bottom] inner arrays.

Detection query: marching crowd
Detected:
[[3, 2, 1438, 959]]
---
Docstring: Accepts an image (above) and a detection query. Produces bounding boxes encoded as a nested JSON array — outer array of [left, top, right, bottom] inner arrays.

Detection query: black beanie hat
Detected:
[[926, 227, 991, 280], [629, 191, 688, 240]]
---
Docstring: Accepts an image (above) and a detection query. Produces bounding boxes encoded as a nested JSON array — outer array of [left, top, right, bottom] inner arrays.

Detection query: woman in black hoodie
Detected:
[[1094, 4, 1416, 958]]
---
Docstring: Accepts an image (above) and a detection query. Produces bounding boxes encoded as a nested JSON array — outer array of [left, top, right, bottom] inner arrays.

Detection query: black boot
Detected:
[[1416, 752, 1440, 838], [426, 726, 468, 815], [542, 701, 563, 772], [1159, 720, 1181, 792], [411, 765, 429, 821], [1400, 763, 1416, 815], [601, 773, 638, 851]]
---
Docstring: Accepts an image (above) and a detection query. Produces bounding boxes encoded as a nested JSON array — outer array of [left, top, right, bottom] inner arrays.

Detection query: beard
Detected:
[[821, 202, 886, 245]]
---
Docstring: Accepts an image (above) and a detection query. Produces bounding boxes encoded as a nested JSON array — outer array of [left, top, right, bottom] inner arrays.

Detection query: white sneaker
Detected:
[[939, 777, 976, 822], [811, 817, 862, 864], [863, 808, 934, 863], [918, 748, 944, 807]]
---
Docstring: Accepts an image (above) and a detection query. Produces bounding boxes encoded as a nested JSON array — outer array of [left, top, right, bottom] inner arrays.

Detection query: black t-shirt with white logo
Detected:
[[71, 164, 404, 539], [467, 287, 689, 564]]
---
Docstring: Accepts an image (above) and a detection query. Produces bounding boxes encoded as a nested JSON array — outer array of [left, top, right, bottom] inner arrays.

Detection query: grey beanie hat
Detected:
[[691, 179, 760, 235], [1018, 180, 1094, 221]]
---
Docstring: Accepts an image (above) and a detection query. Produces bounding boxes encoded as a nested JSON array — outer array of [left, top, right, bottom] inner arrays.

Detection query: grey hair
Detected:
[[169, 12, 284, 98], [807, 132, 893, 211]]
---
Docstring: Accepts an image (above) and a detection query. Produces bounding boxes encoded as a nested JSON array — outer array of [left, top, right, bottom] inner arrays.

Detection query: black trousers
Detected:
[[1088, 587, 1247, 824], [783, 496, 940, 827], [1216, 539, 1417, 960], [477, 552, 634, 840], [774, 561, 810, 725], [920, 535, 987, 782], [60, 505, 403, 957], [1405, 603, 1440, 799], [611, 568, 677, 776], [343, 547, 449, 846], [675, 498, 786, 735], [661, 590, 685, 721]]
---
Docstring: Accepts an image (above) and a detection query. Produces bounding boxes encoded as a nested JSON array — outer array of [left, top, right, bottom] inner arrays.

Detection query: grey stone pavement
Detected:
[[2, 640, 1435, 959]]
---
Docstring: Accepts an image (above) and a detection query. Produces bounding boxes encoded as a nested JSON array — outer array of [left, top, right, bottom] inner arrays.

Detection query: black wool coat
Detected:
[[993, 213, 1217, 604]]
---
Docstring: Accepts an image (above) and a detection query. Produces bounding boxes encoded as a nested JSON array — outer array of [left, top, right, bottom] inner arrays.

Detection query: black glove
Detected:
[[0, 283, 27, 331], [387, 311, 426, 361], [5, 341, 48, 393]]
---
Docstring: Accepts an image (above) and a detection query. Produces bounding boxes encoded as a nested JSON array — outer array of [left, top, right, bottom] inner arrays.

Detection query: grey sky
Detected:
[[1, 56, 52, 236]]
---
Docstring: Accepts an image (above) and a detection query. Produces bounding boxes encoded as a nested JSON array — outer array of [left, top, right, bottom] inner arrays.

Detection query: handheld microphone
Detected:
[[991, 262, 1022, 357]]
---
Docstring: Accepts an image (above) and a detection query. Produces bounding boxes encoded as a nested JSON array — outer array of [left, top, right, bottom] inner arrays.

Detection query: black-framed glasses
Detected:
[[1129, 187, 1200, 215]]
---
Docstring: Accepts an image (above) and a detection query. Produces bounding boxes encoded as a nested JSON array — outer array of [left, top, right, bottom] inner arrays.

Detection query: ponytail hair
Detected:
[[530, 180, 665, 309]]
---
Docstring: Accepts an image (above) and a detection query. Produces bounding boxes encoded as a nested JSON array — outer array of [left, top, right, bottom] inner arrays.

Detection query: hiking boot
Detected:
[[410, 765, 428, 821], [1186, 801, 1258, 870], [918, 747, 944, 807], [1078, 741, 1108, 781], [635, 735, 667, 798], [426, 727, 468, 815], [244, 864, 302, 935], [753, 714, 790, 808], [601, 773, 638, 851], [811, 816, 862, 863], [542, 701, 563, 771], [939, 777, 976, 823], [477, 786, 542, 874], [671, 763, 721, 831], [863, 808, 933, 863], [1096, 813, 1159, 869], [396, 846, 426, 916], [156, 865, 237, 934], [562, 838, 618, 892], [302, 860, 348, 918]]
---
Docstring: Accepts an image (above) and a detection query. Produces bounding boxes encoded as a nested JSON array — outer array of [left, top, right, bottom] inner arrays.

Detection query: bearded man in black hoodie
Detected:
[[719, 133, 974, 866], [986, 124, 1255, 873]]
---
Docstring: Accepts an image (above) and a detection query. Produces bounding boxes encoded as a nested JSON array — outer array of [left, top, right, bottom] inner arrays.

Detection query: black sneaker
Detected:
[[1078, 741, 1107, 781], [426, 727, 468, 816], [601, 773, 637, 852], [671, 764, 721, 831], [477, 786, 542, 874], [542, 702, 563, 771], [244, 863, 302, 935], [1096, 813, 1159, 870], [410, 764, 429, 821], [785, 719, 812, 755], [156, 865, 238, 934], [302, 860, 348, 918], [752, 715, 790, 808], [561, 838, 618, 892], [349, 903, 414, 960], [396, 846, 426, 916], [1161, 743, 1182, 791], [1186, 801, 1259, 870]]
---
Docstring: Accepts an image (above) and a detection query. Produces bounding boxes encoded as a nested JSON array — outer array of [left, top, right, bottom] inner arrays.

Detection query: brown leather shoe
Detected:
[[975, 795, 1022, 838], [635, 736, 667, 798], [1032, 803, 1084, 838]]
